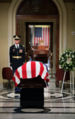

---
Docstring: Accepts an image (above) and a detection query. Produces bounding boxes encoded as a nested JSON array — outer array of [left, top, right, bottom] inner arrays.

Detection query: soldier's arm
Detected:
[[9, 47, 12, 66]]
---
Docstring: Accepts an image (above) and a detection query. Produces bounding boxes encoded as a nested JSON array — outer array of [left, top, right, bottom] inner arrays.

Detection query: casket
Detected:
[[12, 61, 49, 108], [18, 76, 46, 108]]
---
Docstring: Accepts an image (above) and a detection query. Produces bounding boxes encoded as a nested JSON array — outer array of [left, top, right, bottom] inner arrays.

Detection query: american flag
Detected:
[[12, 61, 49, 86], [31, 26, 50, 46]]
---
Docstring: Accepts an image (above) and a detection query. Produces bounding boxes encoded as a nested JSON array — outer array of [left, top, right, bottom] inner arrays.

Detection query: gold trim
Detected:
[[12, 56, 22, 59]]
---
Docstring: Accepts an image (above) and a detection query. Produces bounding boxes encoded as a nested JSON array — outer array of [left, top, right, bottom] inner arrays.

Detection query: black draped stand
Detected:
[[17, 76, 46, 109]]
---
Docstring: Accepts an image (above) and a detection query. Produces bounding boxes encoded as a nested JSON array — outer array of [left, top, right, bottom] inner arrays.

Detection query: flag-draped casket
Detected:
[[12, 61, 49, 108], [12, 61, 49, 87]]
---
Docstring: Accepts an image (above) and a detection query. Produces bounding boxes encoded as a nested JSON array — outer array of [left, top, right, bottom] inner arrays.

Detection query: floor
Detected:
[[0, 79, 75, 119]]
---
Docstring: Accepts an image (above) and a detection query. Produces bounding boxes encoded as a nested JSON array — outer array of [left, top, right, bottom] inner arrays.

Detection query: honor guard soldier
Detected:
[[9, 35, 25, 74]]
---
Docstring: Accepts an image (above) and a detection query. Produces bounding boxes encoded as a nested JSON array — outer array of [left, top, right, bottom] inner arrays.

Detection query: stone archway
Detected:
[[53, 0, 67, 54], [8, 0, 67, 65]]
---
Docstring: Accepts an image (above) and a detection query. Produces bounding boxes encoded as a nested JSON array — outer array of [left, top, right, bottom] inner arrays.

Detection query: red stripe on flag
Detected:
[[22, 63, 27, 79], [42, 28, 47, 46], [42, 27, 50, 46], [39, 62, 44, 77], [31, 61, 36, 78], [44, 72, 49, 81], [12, 77, 18, 86], [42, 28, 44, 45], [15, 70, 20, 79]]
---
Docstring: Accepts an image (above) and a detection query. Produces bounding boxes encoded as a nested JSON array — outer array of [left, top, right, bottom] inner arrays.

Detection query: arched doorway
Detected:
[[16, 0, 59, 74], [8, 0, 67, 73]]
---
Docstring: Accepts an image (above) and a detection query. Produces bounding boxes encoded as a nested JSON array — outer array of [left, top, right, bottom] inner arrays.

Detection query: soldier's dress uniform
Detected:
[[9, 35, 25, 93], [9, 44, 25, 73], [9, 43, 25, 93]]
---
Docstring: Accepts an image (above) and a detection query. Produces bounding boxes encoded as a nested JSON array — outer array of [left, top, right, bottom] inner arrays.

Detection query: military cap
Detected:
[[13, 35, 21, 40]]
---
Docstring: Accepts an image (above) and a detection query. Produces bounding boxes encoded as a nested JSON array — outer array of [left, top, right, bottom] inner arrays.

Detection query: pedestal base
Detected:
[[20, 88, 44, 108]]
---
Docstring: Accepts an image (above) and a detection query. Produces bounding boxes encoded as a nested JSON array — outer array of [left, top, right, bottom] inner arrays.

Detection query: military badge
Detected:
[[19, 49, 23, 53], [13, 48, 15, 52]]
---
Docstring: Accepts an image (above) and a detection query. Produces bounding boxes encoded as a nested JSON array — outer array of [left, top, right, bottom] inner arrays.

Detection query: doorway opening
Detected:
[[26, 22, 53, 71], [8, 0, 67, 87]]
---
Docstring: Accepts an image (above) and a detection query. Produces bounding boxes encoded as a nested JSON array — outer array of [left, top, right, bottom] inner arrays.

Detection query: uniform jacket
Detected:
[[9, 44, 25, 71]]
